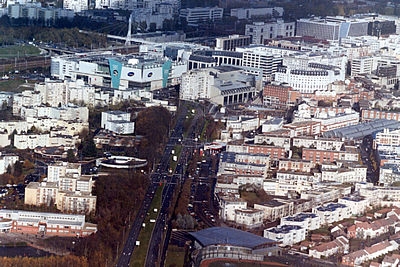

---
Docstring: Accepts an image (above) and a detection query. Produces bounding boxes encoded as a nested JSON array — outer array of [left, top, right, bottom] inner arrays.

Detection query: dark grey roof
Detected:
[[189, 227, 276, 249], [323, 119, 400, 140]]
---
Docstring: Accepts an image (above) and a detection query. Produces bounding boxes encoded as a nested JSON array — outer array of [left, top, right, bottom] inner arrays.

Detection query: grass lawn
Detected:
[[0, 45, 41, 59], [130, 184, 164, 267], [169, 145, 182, 172], [0, 79, 33, 93], [165, 245, 186, 267], [240, 191, 261, 206]]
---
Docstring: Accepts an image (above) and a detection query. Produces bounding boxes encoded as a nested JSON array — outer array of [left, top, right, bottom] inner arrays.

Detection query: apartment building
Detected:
[[234, 208, 264, 229], [254, 199, 294, 221], [264, 225, 306, 246], [292, 136, 344, 151], [226, 143, 286, 160], [302, 148, 359, 164], [312, 203, 352, 225], [179, 7, 223, 26], [215, 35, 251, 51], [24, 176, 96, 214], [217, 194, 247, 221], [338, 196, 370, 216], [236, 46, 292, 82], [296, 17, 368, 41], [280, 212, 321, 232], [362, 109, 400, 122], [254, 133, 291, 150], [283, 121, 321, 137], [275, 171, 319, 195], [0, 153, 18, 175], [245, 20, 295, 45], [262, 83, 300, 109], [101, 111, 134, 135], [278, 159, 315, 172]]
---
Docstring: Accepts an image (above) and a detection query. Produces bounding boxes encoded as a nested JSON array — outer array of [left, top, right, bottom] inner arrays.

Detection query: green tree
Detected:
[[67, 149, 77, 163], [82, 139, 97, 158]]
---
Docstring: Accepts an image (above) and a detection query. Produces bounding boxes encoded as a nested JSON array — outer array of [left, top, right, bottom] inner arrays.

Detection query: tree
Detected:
[[67, 149, 77, 163], [13, 160, 23, 177], [81, 139, 97, 158]]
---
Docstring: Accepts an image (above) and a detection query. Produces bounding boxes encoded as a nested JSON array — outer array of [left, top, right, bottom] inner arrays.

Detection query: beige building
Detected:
[[24, 175, 96, 214], [254, 199, 294, 222]]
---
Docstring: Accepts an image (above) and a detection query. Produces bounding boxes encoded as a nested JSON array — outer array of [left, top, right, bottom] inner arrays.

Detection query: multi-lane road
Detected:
[[117, 102, 195, 267]]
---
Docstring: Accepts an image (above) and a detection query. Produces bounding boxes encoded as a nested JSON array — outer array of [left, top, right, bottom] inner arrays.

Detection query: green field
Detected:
[[130, 184, 164, 267], [0, 45, 41, 59], [165, 245, 186, 267]]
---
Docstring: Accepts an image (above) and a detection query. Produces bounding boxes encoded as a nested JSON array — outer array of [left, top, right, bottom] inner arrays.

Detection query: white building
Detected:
[[13, 133, 80, 150], [101, 111, 134, 135], [218, 194, 247, 222], [236, 46, 291, 82], [280, 212, 321, 232], [179, 7, 223, 26], [292, 136, 344, 151], [321, 163, 367, 183], [63, 0, 88, 12], [264, 225, 306, 246], [275, 171, 319, 196], [230, 7, 284, 20], [180, 66, 258, 106], [338, 196, 369, 216], [296, 17, 368, 41], [254, 199, 294, 222], [234, 208, 264, 228], [309, 236, 349, 259], [313, 202, 352, 225], [245, 20, 295, 45], [51, 53, 187, 91], [0, 154, 19, 175], [47, 162, 81, 183]]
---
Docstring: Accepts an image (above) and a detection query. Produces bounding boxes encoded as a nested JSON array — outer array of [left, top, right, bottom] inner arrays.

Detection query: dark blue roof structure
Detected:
[[189, 227, 276, 249]]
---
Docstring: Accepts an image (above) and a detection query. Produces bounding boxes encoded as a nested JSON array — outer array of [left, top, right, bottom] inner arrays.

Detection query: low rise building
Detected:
[[338, 196, 369, 216], [262, 83, 299, 109], [215, 35, 251, 51], [254, 199, 294, 222], [217, 193, 247, 222], [275, 171, 319, 196], [101, 110, 134, 135], [309, 236, 349, 259], [234, 208, 264, 229], [347, 215, 398, 239], [312, 202, 352, 225], [226, 143, 286, 161], [321, 162, 367, 183], [246, 20, 295, 45], [342, 240, 399, 266], [264, 225, 306, 246], [0, 153, 18, 175], [280, 212, 321, 232], [292, 136, 344, 151], [278, 159, 315, 172], [302, 148, 359, 164], [283, 121, 321, 137], [179, 7, 223, 26], [0, 209, 96, 237]]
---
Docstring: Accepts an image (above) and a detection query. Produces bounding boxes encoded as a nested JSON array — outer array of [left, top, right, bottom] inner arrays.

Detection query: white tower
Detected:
[[125, 13, 133, 46]]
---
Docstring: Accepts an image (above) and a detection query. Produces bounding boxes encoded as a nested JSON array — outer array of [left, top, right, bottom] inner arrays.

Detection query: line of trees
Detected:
[[73, 171, 149, 266]]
